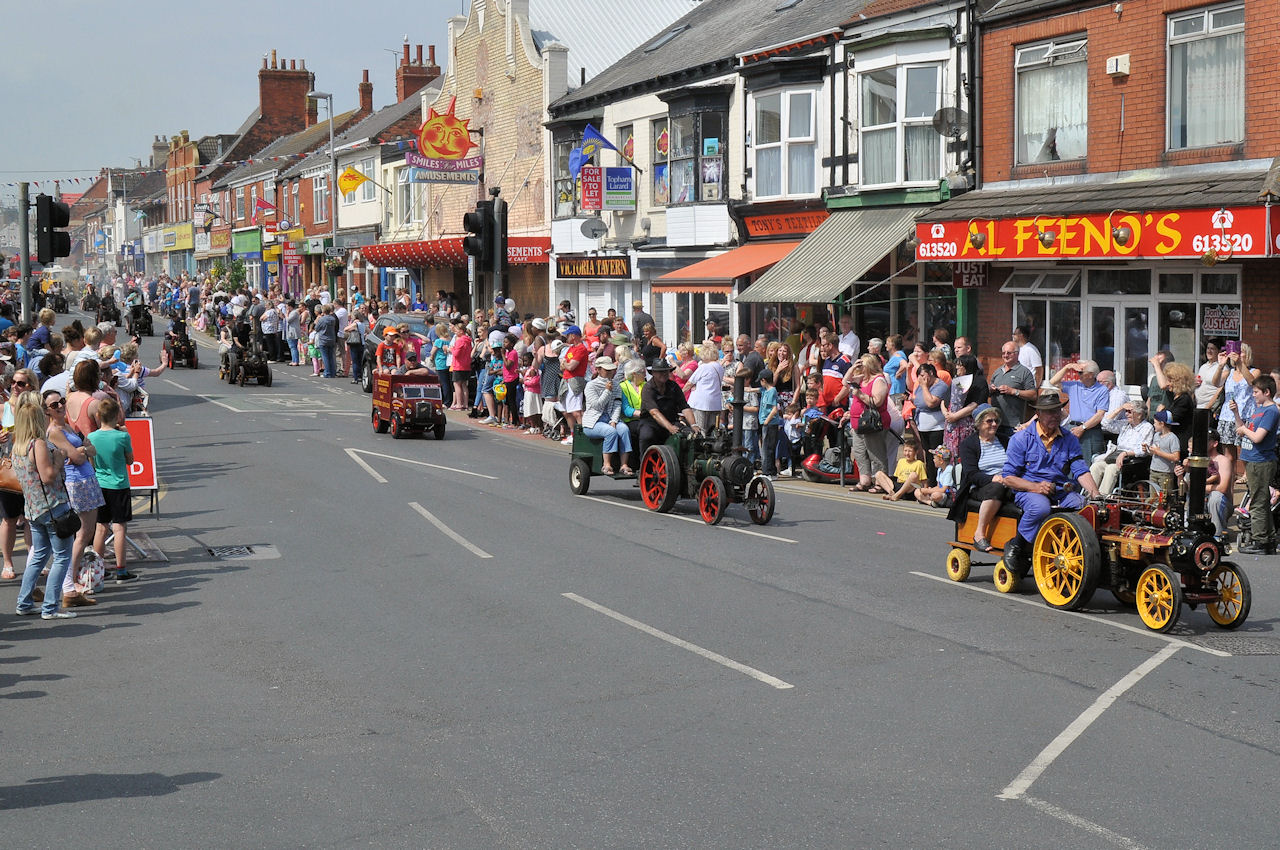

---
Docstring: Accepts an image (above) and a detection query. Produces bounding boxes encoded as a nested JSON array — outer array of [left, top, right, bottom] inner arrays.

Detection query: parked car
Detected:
[[359, 311, 436, 392]]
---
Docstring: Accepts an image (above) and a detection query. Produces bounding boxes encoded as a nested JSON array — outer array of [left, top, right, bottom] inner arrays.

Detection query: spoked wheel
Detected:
[[697, 477, 727, 525], [1032, 513, 1101, 610], [1135, 564, 1183, 633], [945, 547, 971, 582], [1206, 561, 1251, 629], [569, 458, 591, 496], [745, 476, 775, 525], [639, 445, 681, 513], [372, 407, 389, 434]]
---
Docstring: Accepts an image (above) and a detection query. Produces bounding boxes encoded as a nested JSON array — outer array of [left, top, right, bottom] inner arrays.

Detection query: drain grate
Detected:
[[209, 545, 255, 560], [1192, 635, 1280, 656]]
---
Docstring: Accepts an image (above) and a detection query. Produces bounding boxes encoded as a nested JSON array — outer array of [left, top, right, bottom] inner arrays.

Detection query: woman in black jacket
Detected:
[[946, 404, 1011, 552]]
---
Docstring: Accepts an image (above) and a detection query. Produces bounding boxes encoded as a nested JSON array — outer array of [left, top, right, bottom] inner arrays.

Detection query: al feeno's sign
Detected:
[[915, 206, 1280, 261]]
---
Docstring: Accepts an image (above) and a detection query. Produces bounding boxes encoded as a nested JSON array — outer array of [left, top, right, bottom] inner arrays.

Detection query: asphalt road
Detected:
[[2, 322, 1279, 849]]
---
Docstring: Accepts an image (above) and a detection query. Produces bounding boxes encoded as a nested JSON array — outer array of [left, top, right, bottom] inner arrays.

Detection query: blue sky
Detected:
[[0, 0, 458, 201]]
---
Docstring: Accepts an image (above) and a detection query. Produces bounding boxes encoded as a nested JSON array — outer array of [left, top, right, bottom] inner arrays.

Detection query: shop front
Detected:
[[554, 253, 643, 331], [194, 229, 231, 274], [914, 170, 1272, 382], [231, 228, 264, 291], [362, 236, 552, 315], [162, 224, 194, 277]]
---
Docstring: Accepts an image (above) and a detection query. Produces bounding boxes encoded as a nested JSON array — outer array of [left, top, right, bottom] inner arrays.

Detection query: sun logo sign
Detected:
[[413, 97, 481, 169]]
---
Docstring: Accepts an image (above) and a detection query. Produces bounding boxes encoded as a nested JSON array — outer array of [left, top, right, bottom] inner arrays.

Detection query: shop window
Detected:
[[1168, 4, 1244, 150], [999, 269, 1081, 294], [673, 291, 729, 345], [1159, 272, 1194, 294], [1015, 298, 1081, 373], [752, 90, 816, 198], [1159, 302, 1198, 365], [1016, 37, 1087, 163], [651, 112, 726, 206], [553, 138, 578, 219], [651, 119, 669, 207], [1201, 271, 1238, 295], [859, 64, 943, 186], [1088, 268, 1150, 295]]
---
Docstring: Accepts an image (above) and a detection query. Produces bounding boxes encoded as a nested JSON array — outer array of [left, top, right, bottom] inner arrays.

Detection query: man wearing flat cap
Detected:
[[1000, 387, 1101, 567]]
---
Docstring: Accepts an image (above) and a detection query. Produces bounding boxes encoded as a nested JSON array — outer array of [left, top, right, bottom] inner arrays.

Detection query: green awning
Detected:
[[734, 206, 917, 304]]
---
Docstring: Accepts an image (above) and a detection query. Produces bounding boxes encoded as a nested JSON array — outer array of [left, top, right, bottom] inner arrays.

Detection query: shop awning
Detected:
[[913, 167, 1279, 261], [362, 238, 465, 269], [735, 207, 917, 303], [361, 236, 553, 269], [651, 240, 800, 293]]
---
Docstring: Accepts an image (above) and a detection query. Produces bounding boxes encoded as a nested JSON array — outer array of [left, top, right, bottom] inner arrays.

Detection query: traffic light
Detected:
[[462, 200, 494, 269], [35, 194, 71, 265], [491, 195, 508, 281]]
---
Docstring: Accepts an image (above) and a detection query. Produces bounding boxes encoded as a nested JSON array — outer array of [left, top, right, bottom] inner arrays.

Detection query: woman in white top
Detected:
[[684, 343, 725, 434], [581, 357, 632, 476]]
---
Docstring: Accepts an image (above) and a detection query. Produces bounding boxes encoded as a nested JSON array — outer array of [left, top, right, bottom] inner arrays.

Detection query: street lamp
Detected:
[[307, 89, 338, 296]]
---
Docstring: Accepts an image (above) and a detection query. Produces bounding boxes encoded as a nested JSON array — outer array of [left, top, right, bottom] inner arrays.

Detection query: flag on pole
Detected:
[[569, 146, 587, 180], [338, 167, 370, 197], [251, 197, 277, 225], [580, 124, 619, 158]]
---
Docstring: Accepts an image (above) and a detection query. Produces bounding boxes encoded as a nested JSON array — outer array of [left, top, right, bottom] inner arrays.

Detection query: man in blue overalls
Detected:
[[1001, 386, 1102, 567]]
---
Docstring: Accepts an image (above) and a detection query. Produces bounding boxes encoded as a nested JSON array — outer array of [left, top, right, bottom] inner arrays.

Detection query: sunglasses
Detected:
[[12, 380, 28, 388], [45, 400, 65, 409]]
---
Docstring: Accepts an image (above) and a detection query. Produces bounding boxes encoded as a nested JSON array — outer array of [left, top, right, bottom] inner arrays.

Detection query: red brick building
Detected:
[[916, 0, 1280, 383]]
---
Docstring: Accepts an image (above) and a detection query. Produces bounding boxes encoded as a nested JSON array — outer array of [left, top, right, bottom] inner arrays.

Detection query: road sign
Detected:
[[124, 417, 157, 491], [325, 247, 347, 257]]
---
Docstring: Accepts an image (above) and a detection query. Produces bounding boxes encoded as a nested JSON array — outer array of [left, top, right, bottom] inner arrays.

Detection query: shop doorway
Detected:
[[1088, 301, 1149, 388]]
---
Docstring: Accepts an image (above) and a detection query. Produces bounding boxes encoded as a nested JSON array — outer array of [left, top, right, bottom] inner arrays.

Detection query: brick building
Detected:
[[916, 0, 1280, 384]]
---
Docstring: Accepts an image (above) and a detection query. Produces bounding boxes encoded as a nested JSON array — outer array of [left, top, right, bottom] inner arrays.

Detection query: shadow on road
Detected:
[[0, 770, 220, 809]]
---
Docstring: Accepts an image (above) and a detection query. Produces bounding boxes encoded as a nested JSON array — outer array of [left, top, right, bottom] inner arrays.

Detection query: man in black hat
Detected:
[[1000, 386, 1101, 565], [637, 360, 698, 458]]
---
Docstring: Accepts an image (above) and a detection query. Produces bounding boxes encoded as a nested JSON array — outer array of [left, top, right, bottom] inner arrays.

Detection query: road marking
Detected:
[[163, 379, 191, 391], [910, 571, 1230, 657], [345, 448, 387, 483], [562, 592, 793, 690], [577, 494, 796, 544], [1018, 795, 1153, 850], [351, 448, 498, 480], [194, 394, 247, 413], [409, 501, 492, 559], [999, 642, 1180, 800]]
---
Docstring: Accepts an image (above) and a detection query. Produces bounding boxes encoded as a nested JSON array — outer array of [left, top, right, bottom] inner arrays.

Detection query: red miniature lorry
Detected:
[[370, 372, 446, 440]]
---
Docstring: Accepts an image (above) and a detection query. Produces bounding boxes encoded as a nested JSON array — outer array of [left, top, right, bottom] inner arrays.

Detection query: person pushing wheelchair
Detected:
[[1001, 386, 1102, 568]]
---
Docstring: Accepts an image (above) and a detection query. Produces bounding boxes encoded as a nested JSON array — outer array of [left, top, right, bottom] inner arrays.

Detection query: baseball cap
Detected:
[[564, 325, 582, 337], [1153, 410, 1179, 426], [547, 340, 566, 357], [930, 446, 953, 460], [532, 317, 547, 331]]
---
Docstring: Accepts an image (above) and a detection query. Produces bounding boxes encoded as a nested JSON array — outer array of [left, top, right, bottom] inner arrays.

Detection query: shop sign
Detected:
[[603, 167, 636, 212], [304, 237, 328, 255], [409, 167, 479, 185], [161, 223, 193, 252], [508, 238, 551, 264], [915, 206, 1279, 262], [194, 232, 210, 253], [581, 166, 603, 211], [952, 261, 988, 288], [744, 210, 829, 239], [556, 255, 632, 279], [231, 229, 262, 255], [409, 97, 483, 176], [1201, 304, 1241, 338], [210, 230, 231, 252]]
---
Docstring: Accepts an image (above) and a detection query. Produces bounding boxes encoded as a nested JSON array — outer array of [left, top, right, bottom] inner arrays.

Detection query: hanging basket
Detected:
[[324, 258, 346, 273]]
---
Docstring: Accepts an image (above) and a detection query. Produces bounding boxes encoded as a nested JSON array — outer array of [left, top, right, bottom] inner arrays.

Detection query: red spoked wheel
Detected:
[[639, 445, 681, 513], [745, 476, 775, 525], [698, 477, 727, 525]]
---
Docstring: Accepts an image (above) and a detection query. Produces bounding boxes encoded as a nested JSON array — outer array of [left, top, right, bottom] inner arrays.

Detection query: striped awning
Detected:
[[735, 207, 917, 303]]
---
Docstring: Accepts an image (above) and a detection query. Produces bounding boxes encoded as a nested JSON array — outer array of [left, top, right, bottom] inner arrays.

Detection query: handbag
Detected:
[[0, 455, 20, 494], [856, 406, 885, 435], [27, 441, 79, 538]]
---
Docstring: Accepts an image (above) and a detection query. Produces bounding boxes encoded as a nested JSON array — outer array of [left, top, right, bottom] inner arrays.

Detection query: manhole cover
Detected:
[[1192, 635, 1280, 656], [207, 545, 280, 561]]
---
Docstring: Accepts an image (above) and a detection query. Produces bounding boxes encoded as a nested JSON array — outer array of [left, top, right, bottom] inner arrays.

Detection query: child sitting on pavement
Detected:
[[875, 439, 926, 501], [915, 445, 959, 508]]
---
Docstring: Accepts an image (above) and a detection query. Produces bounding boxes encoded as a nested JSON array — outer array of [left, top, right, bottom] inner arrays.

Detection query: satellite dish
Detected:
[[580, 218, 608, 239], [931, 107, 970, 139]]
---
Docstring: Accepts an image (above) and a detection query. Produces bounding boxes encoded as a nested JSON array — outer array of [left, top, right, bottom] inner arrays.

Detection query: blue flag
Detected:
[[580, 123, 619, 159], [568, 146, 587, 180]]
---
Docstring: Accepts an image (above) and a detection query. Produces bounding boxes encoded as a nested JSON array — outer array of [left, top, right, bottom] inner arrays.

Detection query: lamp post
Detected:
[[307, 89, 337, 297]]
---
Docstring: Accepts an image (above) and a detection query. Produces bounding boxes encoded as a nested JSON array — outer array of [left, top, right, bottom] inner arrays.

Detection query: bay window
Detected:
[[860, 64, 943, 186], [1168, 4, 1244, 149], [753, 90, 816, 198], [1016, 37, 1087, 163]]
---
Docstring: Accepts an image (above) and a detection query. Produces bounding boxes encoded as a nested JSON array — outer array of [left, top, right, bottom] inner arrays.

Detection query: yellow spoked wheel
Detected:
[[1206, 561, 1251, 629], [1032, 513, 1101, 611], [945, 548, 971, 582], [992, 558, 1019, 593], [1135, 564, 1182, 633]]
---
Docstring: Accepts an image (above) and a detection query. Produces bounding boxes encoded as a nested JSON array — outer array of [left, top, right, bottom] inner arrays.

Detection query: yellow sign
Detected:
[[162, 223, 194, 252], [338, 166, 370, 196], [417, 96, 479, 161]]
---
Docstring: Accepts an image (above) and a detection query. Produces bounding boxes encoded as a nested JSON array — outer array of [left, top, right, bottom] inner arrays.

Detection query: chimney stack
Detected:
[[396, 43, 441, 102], [358, 70, 374, 117], [259, 49, 315, 134]]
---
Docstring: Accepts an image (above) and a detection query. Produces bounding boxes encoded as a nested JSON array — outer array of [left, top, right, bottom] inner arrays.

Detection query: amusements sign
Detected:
[[410, 96, 482, 182]]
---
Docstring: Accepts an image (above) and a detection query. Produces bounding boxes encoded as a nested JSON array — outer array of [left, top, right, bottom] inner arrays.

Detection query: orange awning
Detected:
[[652, 241, 800, 293]]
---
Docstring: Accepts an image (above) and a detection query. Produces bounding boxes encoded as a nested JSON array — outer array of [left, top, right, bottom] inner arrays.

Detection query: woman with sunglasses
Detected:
[[11, 391, 76, 619], [43, 387, 109, 603], [0, 370, 33, 581]]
